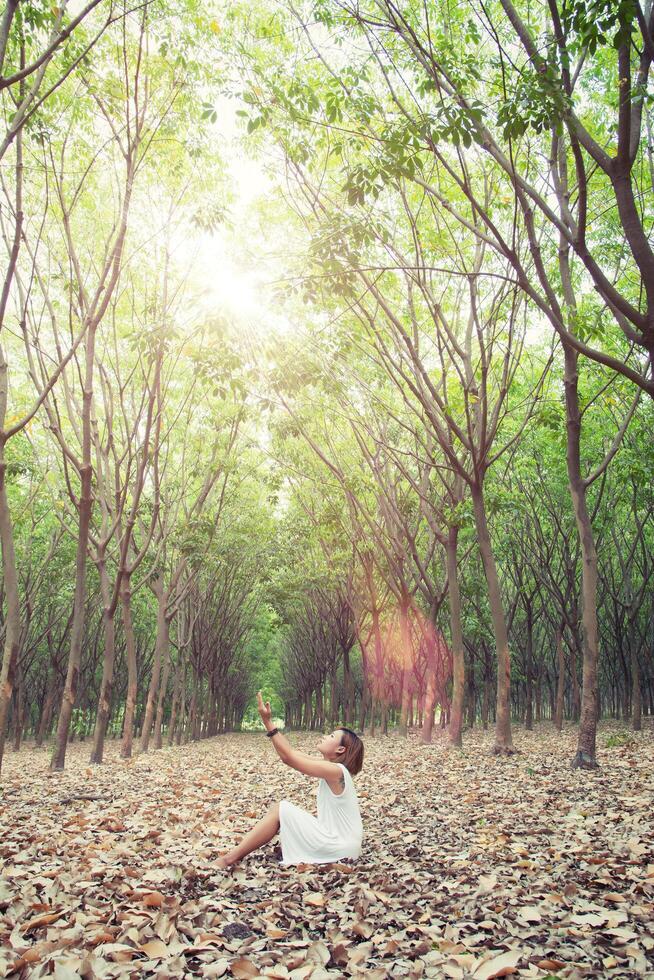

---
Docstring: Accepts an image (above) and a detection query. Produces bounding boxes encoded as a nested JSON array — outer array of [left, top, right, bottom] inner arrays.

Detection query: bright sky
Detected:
[[179, 96, 297, 342]]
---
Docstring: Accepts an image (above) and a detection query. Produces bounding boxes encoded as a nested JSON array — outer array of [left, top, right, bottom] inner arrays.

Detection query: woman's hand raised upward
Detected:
[[257, 690, 273, 728]]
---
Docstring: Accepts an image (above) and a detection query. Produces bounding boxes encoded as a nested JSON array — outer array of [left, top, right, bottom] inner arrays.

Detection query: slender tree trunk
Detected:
[[398, 595, 413, 737], [343, 648, 352, 724], [0, 120, 23, 773], [315, 684, 323, 731], [36, 678, 56, 747], [176, 657, 186, 745], [50, 321, 97, 771], [360, 680, 370, 735], [140, 577, 168, 753], [168, 651, 183, 746], [50, 464, 93, 770], [446, 525, 465, 748], [153, 637, 171, 749], [555, 626, 565, 732], [471, 483, 515, 753], [421, 670, 436, 743], [190, 671, 200, 740], [12, 670, 24, 751], [89, 559, 116, 764], [330, 666, 338, 728], [120, 576, 138, 759], [525, 601, 534, 731], [631, 639, 642, 731], [0, 437, 21, 772], [564, 345, 600, 769]]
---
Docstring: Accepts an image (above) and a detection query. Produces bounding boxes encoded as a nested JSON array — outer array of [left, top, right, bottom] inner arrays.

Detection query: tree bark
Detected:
[[120, 575, 138, 759], [50, 443, 94, 771], [139, 576, 168, 753], [421, 670, 436, 743], [470, 483, 515, 753], [36, 677, 56, 747], [89, 557, 115, 764], [0, 436, 21, 772], [153, 639, 171, 749], [525, 600, 534, 731], [446, 525, 465, 747], [555, 626, 565, 732], [398, 594, 412, 737], [564, 345, 600, 769]]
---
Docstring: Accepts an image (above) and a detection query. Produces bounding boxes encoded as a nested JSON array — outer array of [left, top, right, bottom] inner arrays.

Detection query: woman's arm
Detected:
[[257, 693, 341, 782], [265, 726, 341, 780], [264, 724, 294, 764]]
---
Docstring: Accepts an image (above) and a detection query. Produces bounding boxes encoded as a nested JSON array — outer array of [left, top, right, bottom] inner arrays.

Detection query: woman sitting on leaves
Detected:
[[217, 692, 364, 869]]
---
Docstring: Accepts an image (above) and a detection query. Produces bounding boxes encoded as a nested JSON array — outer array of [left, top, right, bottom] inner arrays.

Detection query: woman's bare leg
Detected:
[[217, 802, 280, 868]]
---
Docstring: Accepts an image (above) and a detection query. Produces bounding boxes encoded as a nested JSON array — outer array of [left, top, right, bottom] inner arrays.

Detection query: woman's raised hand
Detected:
[[257, 690, 273, 726]]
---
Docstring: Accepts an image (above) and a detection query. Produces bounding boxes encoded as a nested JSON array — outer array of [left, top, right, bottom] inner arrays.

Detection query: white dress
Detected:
[[278, 762, 363, 865]]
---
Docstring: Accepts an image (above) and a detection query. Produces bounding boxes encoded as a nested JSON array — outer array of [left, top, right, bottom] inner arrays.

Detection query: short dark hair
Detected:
[[337, 727, 364, 775]]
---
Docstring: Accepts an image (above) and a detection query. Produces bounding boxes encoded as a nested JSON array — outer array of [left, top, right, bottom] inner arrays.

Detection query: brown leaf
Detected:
[[9, 948, 42, 971], [352, 919, 373, 939], [303, 891, 325, 907], [330, 942, 350, 966], [472, 950, 522, 979], [139, 939, 169, 959], [22, 910, 65, 933], [141, 890, 165, 908], [230, 957, 259, 978]]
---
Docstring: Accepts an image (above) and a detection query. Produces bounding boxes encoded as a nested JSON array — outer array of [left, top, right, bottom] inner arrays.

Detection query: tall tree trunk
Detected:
[[564, 345, 600, 769], [329, 666, 338, 728], [631, 637, 642, 732], [446, 525, 465, 748], [189, 670, 199, 741], [50, 322, 97, 772], [421, 670, 436, 743], [343, 648, 352, 724], [398, 594, 412, 736], [168, 651, 183, 746], [90, 558, 116, 764], [470, 483, 515, 753], [0, 435, 21, 773], [525, 601, 534, 731], [0, 119, 23, 773], [153, 639, 171, 749], [176, 657, 186, 745], [570, 642, 581, 720], [139, 577, 168, 753], [36, 678, 56, 747], [120, 575, 138, 759], [12, 669, 24, 751], [50, 467, 93, 770], [555, 626, 565, 732]]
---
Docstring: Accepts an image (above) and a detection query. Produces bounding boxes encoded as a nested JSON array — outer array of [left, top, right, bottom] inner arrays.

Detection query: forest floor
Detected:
[[0, 721, 653, 980]]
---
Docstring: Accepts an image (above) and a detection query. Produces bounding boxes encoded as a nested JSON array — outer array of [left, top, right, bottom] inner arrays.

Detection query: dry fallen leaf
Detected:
[[473, 949, 522, 979]]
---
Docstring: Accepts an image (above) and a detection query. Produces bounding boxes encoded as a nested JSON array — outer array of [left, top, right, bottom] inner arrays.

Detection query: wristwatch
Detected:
[[266, 728, 279, 738]]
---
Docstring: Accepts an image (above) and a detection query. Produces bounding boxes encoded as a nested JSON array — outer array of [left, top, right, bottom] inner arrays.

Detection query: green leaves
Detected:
[[200, 102, 218, 124], [561, 0, 638, 54], [496, 69, 571, 141]]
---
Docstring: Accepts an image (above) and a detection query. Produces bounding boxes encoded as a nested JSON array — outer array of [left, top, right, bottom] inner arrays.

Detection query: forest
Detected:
[[0, 0, 653, 978]]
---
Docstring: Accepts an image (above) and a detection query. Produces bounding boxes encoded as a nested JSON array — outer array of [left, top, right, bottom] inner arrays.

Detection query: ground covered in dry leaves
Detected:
[[1, 722, 653, 979]]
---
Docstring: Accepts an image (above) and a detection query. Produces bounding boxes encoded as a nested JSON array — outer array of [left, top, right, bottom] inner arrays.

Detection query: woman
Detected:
[[217, 692, 364, 868]]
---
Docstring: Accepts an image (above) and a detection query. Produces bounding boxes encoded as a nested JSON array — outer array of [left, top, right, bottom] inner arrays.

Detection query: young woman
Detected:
[[217, 692, 364, 868]]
